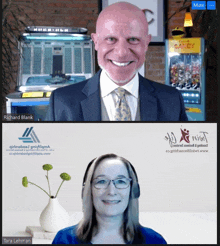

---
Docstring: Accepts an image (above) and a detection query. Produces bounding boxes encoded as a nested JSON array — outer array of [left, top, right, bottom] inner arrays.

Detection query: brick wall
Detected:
[[145, 46, 165, 84], [145, 0, 199, 84], [3, 0, 98, 34]]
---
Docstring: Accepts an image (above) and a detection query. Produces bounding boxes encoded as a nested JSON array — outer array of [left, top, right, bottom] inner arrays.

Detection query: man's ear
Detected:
[[91, 33, 98, 51]]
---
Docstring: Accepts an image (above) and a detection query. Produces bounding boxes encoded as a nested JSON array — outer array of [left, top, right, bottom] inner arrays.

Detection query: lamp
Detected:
[[184, 6, 193, 38], [184, 7, 193, 27]]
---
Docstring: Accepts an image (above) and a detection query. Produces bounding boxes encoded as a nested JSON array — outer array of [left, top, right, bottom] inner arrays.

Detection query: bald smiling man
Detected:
[[45, 1, 188, 121]]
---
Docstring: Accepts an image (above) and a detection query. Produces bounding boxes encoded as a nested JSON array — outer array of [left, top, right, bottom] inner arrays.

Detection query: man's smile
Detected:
[[109, 60, 134, 67]]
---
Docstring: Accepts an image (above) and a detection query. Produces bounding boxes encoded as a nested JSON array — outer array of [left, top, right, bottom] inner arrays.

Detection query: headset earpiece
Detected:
[[132, 182, 140, 199], [129, 163, 140, 199]]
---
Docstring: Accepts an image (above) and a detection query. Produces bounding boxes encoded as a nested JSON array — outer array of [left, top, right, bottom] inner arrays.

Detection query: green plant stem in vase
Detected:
[[55, 173, 71, 198], [29, 181, 50, 197], [43, 164, 53, 197], [22, 165, 71, 198], [45, 171, 51, 197], [55, 180, 64, 198]]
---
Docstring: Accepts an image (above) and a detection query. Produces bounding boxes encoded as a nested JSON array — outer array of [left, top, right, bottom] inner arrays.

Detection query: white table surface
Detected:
[[3, 211, 217, 244]]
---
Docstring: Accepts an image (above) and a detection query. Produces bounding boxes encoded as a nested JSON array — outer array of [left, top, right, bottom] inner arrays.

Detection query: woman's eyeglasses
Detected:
[[93, 177, 132, 189]]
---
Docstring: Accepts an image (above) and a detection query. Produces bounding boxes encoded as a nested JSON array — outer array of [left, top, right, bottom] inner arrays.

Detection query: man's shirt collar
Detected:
[[100, 70, 139, 98]]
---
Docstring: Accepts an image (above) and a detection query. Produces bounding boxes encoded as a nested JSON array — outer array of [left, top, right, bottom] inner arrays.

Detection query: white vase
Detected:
[[39, 197, 70, 232]]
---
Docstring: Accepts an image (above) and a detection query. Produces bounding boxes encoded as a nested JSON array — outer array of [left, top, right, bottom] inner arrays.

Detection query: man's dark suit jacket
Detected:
[[44, 70, 188, 121]]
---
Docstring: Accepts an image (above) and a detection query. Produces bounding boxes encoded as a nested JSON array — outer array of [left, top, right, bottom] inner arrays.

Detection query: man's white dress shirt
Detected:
[[100, 70, 139, 121]]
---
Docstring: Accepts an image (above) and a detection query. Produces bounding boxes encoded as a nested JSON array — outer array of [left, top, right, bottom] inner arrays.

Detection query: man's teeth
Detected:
[[111, 60, 131, 66]]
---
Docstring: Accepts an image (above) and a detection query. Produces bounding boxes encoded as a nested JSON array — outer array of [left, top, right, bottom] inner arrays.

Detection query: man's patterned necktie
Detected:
[[114, 87, 132, 121]]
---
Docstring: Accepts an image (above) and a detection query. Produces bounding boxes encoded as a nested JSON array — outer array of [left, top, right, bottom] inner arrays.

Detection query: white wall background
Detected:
[[3, 123, 217, 214]]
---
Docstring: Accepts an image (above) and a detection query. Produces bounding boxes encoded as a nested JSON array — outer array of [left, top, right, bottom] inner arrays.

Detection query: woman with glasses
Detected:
[[52, 154, 167, 244]]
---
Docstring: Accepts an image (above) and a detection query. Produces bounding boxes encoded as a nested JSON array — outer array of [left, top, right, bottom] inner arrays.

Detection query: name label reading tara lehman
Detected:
[[2, 237, 32, 244]]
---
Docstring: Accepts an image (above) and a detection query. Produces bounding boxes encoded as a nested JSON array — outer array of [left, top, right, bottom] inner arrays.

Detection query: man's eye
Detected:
[[128, 38, 139, 43], [106, 37, 116, 43]]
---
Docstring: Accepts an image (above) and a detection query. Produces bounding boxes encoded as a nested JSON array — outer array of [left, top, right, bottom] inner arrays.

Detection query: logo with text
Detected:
[[164, 128, 209, 153], [6, 126, 54, 156], [18, 127, 40, 143]]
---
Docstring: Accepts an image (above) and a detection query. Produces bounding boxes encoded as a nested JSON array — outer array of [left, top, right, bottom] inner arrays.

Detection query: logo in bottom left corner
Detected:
[[18, 127, 40, 143]]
